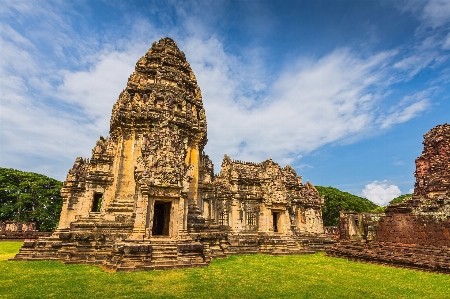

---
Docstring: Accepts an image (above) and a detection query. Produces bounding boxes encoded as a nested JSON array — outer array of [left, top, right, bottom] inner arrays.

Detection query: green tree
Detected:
[[316, 186, 379, 226], [389, 193, 413, 205], [0, 168, 63, 231]]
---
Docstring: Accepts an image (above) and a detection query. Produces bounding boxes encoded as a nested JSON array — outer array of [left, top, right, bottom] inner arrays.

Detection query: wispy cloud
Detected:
[[443, 33, 450, 49], [0, 0, 446, 181], [378, 89, 431, 129], [422, 0, 450, 29]]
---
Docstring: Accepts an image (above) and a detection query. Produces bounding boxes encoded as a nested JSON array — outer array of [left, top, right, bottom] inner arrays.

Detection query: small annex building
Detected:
[[14, 38, 332, 271]]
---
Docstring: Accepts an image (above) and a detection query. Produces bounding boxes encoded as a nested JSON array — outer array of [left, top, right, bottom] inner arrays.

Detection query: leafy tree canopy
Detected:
[[315, 186, 378, 226], [0, 167, 63, 231], [389, 193, 413, 205]]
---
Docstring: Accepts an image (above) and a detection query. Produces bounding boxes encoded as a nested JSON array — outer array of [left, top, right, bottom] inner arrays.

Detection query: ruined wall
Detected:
[[414, 124, 450, 199], [375, 200, 450, 247], [328, 124, 450, 273], [1, 222, 36, 232], [0, 222, 52, 240], [338, 212, 385, 241]]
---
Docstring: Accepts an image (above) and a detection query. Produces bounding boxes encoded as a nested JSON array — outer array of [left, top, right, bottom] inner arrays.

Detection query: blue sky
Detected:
[[1, 0, 449, 205]]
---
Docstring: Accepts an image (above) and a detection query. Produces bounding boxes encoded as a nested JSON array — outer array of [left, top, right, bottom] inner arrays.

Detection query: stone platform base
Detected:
[[12, 232, 335, 272], [0, 231, 52, 240], [326, 241, 450, 274]]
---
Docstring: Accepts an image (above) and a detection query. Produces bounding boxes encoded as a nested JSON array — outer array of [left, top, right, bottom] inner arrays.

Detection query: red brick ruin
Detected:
[[327, 124, 450, 273]]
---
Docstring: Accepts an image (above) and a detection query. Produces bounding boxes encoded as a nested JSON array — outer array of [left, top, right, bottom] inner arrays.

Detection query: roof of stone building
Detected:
[[215, 155, 322, 201], [109, 37, 207, 147], [218, 154, 300, 183]]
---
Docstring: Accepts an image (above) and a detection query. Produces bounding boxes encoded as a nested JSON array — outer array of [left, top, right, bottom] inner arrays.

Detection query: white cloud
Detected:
[[393, 53, 436, 78], [399, 0, 450, 29], [361, 181, 402, 206], [393, 0, 450, 80], [379, 100, 429, 129], [443, 33, 450, 49], [422, 0, 450, 28], [378, 89, 432, 129], [56, 48, 146, 129], [194, 45, 400, 167], [0, 21, 430, 180], [0, 0, 441, 181]]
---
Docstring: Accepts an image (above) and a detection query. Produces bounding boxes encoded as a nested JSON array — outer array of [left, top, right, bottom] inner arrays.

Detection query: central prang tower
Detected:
[[56, 38, 210, 241], [107, 37, 208, 238]]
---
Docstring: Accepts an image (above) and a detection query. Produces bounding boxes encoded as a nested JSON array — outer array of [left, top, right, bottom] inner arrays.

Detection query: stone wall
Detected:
[[0, 222, 52, 240], [1, 221, 36, 232], [375, 200, 450, 247], [337, 212, 384, 241], [324, 226, 339, 238]]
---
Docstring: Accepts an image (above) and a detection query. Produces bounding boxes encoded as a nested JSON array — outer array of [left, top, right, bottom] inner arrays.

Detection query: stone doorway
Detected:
[[272, 212, 280, 233], [91, 193, 103, 212], [152, 201, 171, 236]]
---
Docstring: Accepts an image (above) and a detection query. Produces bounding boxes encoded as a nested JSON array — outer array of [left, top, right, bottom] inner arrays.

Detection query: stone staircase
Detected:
[[220, 232, 334, 256], [13, 228, 335, 272], [150, 239, 180, 270], [110, 238, 208, 272], [258, 234, 290, 255], [226, 233, 260, 255], [106, 197, 135, 216], [13, 235, 65, 261]]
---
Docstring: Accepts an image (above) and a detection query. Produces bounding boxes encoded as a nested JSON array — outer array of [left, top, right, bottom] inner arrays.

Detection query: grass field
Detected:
[[1, 242, 449, 299]]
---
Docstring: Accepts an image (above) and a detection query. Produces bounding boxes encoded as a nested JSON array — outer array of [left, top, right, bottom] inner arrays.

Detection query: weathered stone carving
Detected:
[[414, 124, 450, 199], [212, 156, 324, 234], [13, 38, 333, 271]]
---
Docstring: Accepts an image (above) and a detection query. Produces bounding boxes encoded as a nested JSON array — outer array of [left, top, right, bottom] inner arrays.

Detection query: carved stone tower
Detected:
[[57, 37, 207, 239]]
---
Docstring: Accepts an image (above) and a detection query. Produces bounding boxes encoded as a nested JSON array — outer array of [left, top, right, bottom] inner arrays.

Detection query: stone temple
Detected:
[[14, 38, 332, 271]]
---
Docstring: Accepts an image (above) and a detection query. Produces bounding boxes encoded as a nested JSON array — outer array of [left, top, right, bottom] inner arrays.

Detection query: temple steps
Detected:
[[105, 198, 135, 214], [12, 231, 336, 272], [220, 233, 334, 256], [111, 238, 209, 271]]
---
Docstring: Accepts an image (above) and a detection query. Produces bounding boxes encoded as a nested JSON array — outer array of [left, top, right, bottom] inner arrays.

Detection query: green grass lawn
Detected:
[[0, 242, 449, 299]]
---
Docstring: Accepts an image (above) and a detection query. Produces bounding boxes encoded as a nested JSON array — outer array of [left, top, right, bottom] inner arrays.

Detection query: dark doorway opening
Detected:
[[92, 193, 103, 212], [152, 201, 171, 236], [273, 212, 280, 233]]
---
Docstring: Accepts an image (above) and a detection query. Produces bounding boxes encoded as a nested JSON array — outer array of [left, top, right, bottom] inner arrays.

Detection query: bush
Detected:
[[316, 186, 378, 226]]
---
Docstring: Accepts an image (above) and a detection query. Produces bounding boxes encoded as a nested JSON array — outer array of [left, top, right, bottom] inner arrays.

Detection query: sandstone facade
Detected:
[[327, 124, 450, 273], [14, 38, 332, 271]]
